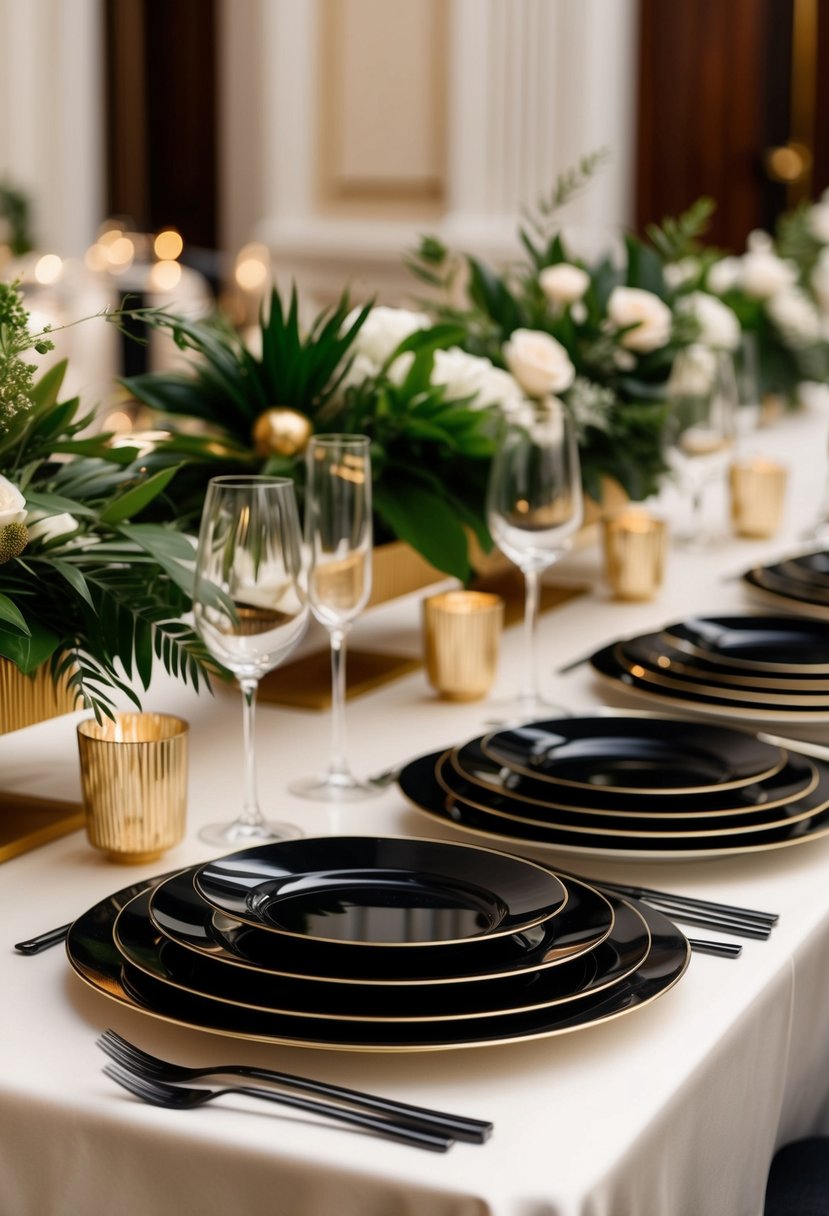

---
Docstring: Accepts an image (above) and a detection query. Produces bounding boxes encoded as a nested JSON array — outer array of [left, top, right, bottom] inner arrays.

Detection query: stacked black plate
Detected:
[[65, 835, 690, 1051], [743, 550, 829, 619], [397, 713, 829, 861], [589, 614, 829, 723]]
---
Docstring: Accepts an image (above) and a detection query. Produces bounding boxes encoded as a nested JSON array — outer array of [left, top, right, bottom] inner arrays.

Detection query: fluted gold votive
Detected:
[[729, 457, 788, 538], [602, 508, 667, 602], [77, 712, 188, 863], [423, 591, 504, 701]]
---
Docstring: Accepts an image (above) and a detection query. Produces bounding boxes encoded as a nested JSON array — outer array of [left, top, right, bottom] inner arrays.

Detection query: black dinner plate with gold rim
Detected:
[[775, 551, 829, 589], [662, 615, 829, 672], [399, 750, 829, 860], [480, 715, 784, 794], [613, 642, 829, 709], [149, 868, 614, 983], [116, 888, 648, 1022], [622, 630, 829, 691], [66, 877, 690, 1051], [590, 642, 829, 724], [446, 741, 821, 829], [743, 568, 829, 617], [193, 836, 567, 948]]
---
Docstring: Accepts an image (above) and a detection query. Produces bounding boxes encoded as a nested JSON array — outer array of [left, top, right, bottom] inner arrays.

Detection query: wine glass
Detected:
[[487, 398, 583, 716], [663, 345, 738, 547], [193, 475, 309, 846], [290, 434, 381, 801]]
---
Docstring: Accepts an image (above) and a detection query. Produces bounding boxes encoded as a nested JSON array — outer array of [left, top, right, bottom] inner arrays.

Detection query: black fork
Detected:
[[97, 1029, 493, 1143]]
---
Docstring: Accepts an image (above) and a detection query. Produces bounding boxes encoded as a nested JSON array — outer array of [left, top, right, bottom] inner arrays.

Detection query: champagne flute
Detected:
[[487, 398, 583, 716], [193, 475, 308, 846], [290, 434, 381, 801], [664, 345, 738, 547]]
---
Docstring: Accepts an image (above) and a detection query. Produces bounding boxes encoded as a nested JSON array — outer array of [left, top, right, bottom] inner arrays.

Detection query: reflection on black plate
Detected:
[[744, 569, 829, 620], [194, 836, 567, 948], [663, 615, 829, 672], [150, 868, 614, 982], [590, 641, 829, 723], [778, 551, 829, 589], [66, 879, 690, 1051], [117, 888, 647, 1021], [623, 630, 829, 691], [398, 751, 829, 861], [481, 715, 783, 793], [441, 745, 824, 833]]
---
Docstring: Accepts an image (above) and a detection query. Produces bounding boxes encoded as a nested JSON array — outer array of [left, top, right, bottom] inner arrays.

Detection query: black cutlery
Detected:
[[102, 1063, 455, 1152], [688, 939, 742, 959], [14, 922, 72, 955], [585, 878, 778, 927], [97, 1029, 493, 1144]]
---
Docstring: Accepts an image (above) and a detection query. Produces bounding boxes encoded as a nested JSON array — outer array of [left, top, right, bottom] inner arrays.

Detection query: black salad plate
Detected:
[[480, 715, 783, 793], [398, 751, 829, 861], [590, 642, 829, 722], [193, 837, 567, 948], [66, 878, 690, 1051], [621, 630, 829, 691], [443, 743, 822, 831], [149, 868, 614, 983], [662, 615, 829, 672], [116, 888, 647, 1022], [743, 568, 829, 618]]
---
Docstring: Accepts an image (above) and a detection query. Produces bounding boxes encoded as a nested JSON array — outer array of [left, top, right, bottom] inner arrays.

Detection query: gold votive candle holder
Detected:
[[602, 508, 667, 602], [423, 591, 504, 701], [729, 457, 788, 538], [77, 712, 188, 863]]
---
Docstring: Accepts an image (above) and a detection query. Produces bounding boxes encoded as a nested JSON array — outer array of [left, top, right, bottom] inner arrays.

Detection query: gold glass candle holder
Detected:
[[77, 712, 188, 863], [423, 591, 504, 701], [729, 457, 788, 538], [602, 508, 667, 602]]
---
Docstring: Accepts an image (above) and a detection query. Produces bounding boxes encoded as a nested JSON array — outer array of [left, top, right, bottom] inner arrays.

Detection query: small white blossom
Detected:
[[679, 292, 741, 351], [747, 229, 774, 253], [538, 263, 590, 305], [707, 257, 742, 295], [346, 305, 431, 367], [766, 288, 822, 349], [808, 203, 829, 245], [27, 512, 79, 543], [503, 328, 575, 396], [0, 474, 26, 526], [740, 250, 797, 299], [607, 287, 672, 353], [664, 258, 700, 290], [431, 348, 523, 411]]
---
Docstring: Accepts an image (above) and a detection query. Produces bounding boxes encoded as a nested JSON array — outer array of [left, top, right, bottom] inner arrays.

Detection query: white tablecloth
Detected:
[[3, 402, 829, 1216]]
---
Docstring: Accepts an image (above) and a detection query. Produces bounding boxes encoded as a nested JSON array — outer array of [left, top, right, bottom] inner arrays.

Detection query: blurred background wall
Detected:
[[0, 0, 825, 306]]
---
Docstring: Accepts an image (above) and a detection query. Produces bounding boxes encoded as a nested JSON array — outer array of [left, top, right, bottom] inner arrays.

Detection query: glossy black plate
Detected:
[[150, 868, 614, 983], [776, 551, 829, 589], [117, 888, 646, 1022], [614, 642, 829, 708], [590, 642, 829, 723], [193, 837, 567, 948], [446, 740, 821, 829], [66, 878, 690, 1051], [481, 715, 783, 793], [622, 630, 829, 691], [663, 614, 829, 672], [743, 568, 829, 619], [399, 751, 829, 860]]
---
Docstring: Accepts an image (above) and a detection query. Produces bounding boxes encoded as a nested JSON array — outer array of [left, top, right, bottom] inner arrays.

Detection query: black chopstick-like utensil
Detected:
[[14, 923, 72, 955], [688, 938, 742, 959], [580, 877, 778, 927], [637, 902, 771, 940], [97, 1030, 493, 1144]]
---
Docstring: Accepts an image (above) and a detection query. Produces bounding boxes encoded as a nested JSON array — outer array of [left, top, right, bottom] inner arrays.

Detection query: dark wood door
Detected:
[[636, 0, 828, 251]]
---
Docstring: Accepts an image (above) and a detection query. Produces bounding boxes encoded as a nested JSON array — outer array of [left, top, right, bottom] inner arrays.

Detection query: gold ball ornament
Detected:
[[251, 408, 313, 458]]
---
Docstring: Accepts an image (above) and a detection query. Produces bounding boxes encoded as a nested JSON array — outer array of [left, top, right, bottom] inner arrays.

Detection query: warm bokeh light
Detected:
[[84, 243, 109, 272], [104, 411, 135, 434], [149, 259, 183, 292], [153, 228, 183, 261], [234, 241, 270, 291], [97, 222, 125, 245], [34, 254, 63, 285], [106, 236, 135, 269]]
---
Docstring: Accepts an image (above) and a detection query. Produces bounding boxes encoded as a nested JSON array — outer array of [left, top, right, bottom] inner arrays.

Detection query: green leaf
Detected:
[[29, 359, 68, 409], [21, 490, 96, 518], [0, 593, 30, 634], [0, 619, 60, 673], [50, 558, 95, 607], [100, 465, 181, 524], [373, 481, 471, 581]]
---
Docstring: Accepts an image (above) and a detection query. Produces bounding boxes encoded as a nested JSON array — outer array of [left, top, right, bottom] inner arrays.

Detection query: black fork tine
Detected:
[[96, 1030, 492, 1143], [102, 1062, 454, 1152]]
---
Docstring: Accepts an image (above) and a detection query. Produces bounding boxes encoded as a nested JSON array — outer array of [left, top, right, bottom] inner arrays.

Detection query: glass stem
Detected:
[[520, 567, 541, 706], [238, 677, 262, 826], [328, 627, 351, 779]]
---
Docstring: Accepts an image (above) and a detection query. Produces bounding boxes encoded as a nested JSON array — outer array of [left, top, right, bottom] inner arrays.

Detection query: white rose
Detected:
[[26, 512, 79, 544], [538, 263, 590, 305], [706, 257, 742, 295], [0, 474, 26, 526], [668, 344, 718, 396], [347, 305, 431, 367], [766, 288, 822, 349], [432, 348, 523, 410], [663, 257, 699, 290], [740, 250, 797, 298], [607, 287, 672, 353], [809, 203, 829, 245], [680, 292, 741, 351], [503, 328, 575, 397], [747, 229, 774, 253]]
